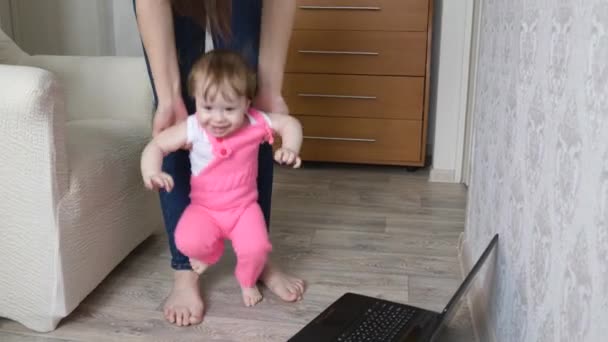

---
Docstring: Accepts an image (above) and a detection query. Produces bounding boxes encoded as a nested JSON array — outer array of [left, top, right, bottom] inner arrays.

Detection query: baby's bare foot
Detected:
[[261, 262, 305, 302], [242, 286, 263, 307], [189, 258, 208, 275]]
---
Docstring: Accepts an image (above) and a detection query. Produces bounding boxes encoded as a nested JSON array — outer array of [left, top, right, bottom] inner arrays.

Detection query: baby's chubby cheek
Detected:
[[196, 113, 211, 126]]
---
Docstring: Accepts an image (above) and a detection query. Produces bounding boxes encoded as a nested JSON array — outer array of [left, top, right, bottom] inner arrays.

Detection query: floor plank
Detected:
[[0, 164, 474, 341]]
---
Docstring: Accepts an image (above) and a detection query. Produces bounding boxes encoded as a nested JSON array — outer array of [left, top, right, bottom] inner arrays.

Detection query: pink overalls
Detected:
[[175, 109, 273, 288]]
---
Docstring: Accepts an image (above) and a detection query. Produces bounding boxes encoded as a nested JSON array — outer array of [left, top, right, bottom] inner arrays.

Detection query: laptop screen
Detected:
[[434, 234, 498, 332]]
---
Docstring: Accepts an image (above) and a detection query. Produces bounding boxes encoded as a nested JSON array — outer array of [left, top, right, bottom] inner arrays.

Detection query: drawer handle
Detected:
[[298, 49, 379, 56], [298, 93, 377, 100], [299, 6, 381, 11], [304, 136, 376, 143]]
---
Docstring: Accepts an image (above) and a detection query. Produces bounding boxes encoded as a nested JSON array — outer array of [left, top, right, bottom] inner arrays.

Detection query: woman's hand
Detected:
[[153, 97, 188, 137]]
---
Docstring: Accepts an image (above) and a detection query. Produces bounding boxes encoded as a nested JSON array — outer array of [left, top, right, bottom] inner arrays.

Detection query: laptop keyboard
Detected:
[[337, 301, 417, 342]]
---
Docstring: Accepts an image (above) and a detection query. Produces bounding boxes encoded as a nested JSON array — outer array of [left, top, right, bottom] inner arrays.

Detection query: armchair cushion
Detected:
[[26, 55, 155, 125]]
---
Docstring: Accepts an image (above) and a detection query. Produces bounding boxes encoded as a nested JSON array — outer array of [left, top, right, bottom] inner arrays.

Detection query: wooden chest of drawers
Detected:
[[284, 0, 434, 166]]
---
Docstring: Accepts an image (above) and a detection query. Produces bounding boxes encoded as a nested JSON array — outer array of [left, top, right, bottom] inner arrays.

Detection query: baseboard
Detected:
[[458, 233, 497, 342], [429, 168, 457, 183]]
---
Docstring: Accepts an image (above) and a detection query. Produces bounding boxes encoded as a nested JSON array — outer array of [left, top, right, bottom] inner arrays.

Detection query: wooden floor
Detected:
[[0, 164, 475, 342]]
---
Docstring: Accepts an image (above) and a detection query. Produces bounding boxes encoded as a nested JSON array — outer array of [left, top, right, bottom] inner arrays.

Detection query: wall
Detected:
[[463, 0, 608, 341], [429, 0, 474, 183], [8, 0, 114, 56], [461, 0, 483, 186]]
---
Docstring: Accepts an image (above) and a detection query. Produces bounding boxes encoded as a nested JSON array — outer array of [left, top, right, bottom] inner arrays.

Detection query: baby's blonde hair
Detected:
[[188, 49, 257, 102]]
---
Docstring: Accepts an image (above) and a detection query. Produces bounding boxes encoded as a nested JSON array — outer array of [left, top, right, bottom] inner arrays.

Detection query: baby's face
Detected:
[[195, 90, 249, 138]]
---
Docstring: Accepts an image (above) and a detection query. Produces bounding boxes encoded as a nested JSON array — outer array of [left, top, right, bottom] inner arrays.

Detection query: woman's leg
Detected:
[[257, 144, 274, 226], [134, 0, 200, 272], [159, 151, 193, 269], [214, 0, 273, 226], [134, 1, 207, 326], [217, 0, 305, 302]]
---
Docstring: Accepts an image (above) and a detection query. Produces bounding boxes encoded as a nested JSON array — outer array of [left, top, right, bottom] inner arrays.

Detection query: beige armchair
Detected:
[[0, 28, 161, 332]]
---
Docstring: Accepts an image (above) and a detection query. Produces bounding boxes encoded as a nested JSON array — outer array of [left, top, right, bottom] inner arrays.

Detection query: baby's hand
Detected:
[[143, 172, 175, 192], [274, 147, 302, 168]]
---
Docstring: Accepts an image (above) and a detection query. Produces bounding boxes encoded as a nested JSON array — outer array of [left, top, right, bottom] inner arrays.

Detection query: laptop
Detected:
[[288, 234, 498, 342]]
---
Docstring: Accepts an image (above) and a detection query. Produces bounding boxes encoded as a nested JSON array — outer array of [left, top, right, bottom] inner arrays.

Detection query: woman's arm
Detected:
[[255, 0, 296, 114], [135, 0, 187, 135]]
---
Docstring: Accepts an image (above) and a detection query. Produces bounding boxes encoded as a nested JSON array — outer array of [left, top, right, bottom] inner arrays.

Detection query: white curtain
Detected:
[[0, 0, 14, 38], [111, 0, 143, 57], [5, 0, 141, 57]]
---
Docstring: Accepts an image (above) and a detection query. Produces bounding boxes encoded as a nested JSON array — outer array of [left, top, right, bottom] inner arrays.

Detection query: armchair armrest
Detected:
[[0, 64, 69, 197], [25, 55, 154, 128], [0, 64, 69, 328]]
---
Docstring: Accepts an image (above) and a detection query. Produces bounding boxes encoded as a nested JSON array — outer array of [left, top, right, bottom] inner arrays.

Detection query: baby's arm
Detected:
[[140, 120, 188, 191], [266, 113, 303, 168]]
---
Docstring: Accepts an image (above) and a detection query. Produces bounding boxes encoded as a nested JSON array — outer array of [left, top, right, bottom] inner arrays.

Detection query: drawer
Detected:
[[294, 0, 429, 31], [286, 30, 427, 76], [284, 73, 425, 120], [295, 116, 422, 164]]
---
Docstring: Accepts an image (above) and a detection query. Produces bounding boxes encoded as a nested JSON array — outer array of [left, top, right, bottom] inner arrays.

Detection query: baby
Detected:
[[140, 49, 303, 307]]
